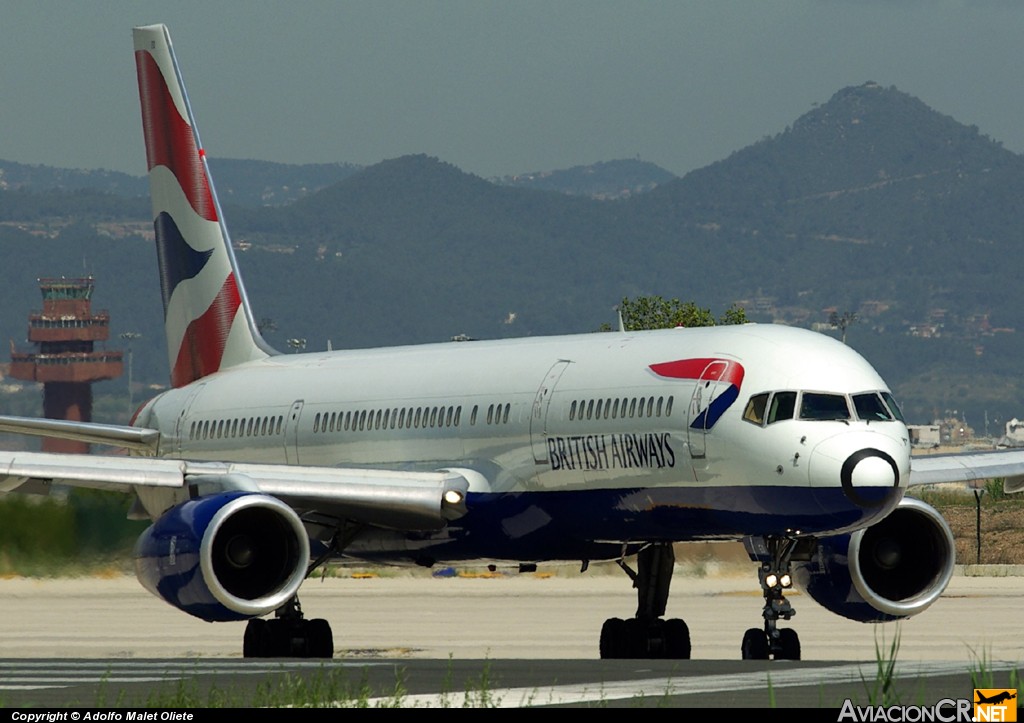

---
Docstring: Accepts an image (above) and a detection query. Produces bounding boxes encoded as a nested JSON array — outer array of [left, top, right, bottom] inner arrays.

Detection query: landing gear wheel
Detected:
[[306, 618, 334, 658], [775, 628, 800, 660], [600, 617, 629, 659], [664, 618, 691, 659], [741, 628, 770, 660], [243, 618, 269, 658]]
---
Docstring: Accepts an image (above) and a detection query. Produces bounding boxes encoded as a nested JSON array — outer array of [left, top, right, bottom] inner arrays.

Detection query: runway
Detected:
[[0, 568, 1021, 707]]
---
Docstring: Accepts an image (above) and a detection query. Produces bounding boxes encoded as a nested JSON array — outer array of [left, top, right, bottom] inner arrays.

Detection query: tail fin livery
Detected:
[[133, 24, 272, 388]]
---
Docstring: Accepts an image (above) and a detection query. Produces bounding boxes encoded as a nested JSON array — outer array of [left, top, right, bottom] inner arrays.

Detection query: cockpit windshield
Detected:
[[742, 390, 905, 426], [853, 392, 893, 422], [799, 393, 851, 421]]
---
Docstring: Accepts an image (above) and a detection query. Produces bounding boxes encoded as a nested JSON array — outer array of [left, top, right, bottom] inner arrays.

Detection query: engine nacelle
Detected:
[[134, 491, 310, 622], [792, 496, 955, 623]]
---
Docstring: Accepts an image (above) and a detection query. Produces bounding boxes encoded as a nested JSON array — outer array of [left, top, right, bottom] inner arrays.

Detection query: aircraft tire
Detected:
[[741, 628, 770, 660], [776, 628, 801, 660], [599, 618, 628, 659], [243, 618, 269, 658], [307, 618, 334, 658], [664, 618, 691, 659]]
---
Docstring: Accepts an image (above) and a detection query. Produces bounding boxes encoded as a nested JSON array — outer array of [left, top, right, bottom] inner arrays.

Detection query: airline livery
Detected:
[[2, 24, 1024, 660]]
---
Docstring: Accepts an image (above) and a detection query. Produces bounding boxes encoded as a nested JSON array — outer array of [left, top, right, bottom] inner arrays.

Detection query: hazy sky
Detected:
[[3, 1, 1023, 180]]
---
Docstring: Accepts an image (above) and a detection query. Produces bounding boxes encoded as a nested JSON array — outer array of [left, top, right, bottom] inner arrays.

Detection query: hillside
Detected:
[[2, 82, 1024, 426]]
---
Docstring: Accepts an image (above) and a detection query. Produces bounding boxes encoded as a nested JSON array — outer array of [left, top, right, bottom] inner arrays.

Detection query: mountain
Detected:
[[0, 158, 361, 207], [492, 159, 676, 199], [2, 82, 1024, 427]]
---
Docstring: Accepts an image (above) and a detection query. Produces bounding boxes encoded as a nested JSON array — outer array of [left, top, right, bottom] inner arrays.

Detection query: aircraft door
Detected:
[[530, 360, 571, 464], [173, 382, 206, 455], [284, 400, 304, 464], [687, 361, 728, 460]]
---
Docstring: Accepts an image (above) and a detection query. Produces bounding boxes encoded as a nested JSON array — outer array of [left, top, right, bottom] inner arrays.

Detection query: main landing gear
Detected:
[[243, 524, 352, 658], [741, 536, 802, 661], [599, 543, 691, 659], [243, 595, 334, 658]]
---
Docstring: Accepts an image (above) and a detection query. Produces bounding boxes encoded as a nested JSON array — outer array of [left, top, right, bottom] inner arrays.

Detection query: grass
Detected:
[[862, 625, 902, 706]]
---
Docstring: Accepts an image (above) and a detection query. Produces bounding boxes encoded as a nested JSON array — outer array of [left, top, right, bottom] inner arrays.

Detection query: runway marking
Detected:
[[365, 660, 1021, 708], [0, 660, 387, 691]]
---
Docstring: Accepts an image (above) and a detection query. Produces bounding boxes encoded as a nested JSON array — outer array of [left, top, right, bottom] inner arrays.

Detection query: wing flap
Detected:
[[0, 452, 186, 493], [0, 451, 469, 530]]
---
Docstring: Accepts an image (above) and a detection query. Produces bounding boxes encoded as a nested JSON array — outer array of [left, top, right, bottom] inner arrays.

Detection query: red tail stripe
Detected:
[[170, 275, 242, 388], [135, 50, 218, 222]]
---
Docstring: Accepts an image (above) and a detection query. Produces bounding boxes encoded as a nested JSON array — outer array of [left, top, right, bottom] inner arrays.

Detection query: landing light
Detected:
[[443, 489, 465, 505], [765, 573, 793, 589]]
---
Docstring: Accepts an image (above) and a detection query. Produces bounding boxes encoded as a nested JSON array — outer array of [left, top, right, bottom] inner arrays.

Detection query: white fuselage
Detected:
[[133, 323, 911, 562]]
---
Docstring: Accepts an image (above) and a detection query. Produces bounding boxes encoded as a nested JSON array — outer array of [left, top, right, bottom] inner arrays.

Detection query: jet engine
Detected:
[[792, 496, 955, 623], [134, 491, 310, 622]]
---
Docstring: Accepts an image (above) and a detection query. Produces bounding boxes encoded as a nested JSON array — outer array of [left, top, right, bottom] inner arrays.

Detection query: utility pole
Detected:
[[120, 331, 142, 414]]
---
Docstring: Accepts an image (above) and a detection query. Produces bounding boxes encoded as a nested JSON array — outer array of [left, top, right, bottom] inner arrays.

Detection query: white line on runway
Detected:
[[0, 659, 388, 692], [365, 660, 1021, 708]]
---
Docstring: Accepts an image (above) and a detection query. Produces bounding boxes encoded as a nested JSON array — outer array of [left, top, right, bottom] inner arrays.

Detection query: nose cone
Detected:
[[809, 430, 908, 522]]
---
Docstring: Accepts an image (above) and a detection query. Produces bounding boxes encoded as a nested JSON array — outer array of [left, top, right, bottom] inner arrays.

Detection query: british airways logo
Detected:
[[649, 358, 745, 431], [547, 433, 676, 471]]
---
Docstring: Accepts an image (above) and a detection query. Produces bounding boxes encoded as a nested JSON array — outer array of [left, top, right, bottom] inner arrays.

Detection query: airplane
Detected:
[[2, 22, 1024, 661], [976, 691, 1017, 706]]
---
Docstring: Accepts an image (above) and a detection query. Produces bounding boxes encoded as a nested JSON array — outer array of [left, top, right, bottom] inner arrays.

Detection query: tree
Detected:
[[615, 296, 747, 331], [828, 310, 858, 344]]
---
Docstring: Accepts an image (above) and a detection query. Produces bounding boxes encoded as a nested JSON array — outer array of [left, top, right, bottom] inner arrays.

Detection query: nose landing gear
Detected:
[[741, 535, 804, 660]]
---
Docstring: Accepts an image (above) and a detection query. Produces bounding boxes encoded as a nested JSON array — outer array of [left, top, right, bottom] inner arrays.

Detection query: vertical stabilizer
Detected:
[[133, 24, 272, 388]]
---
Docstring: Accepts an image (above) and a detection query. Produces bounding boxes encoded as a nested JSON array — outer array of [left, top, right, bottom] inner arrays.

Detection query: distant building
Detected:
[[1000, 418, 1024, 447], [908, 424, 941, 448], [9, 277, 123, 453]]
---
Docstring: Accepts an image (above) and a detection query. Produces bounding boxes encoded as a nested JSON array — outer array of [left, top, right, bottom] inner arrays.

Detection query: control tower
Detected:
[[9, 278, 124, 453]]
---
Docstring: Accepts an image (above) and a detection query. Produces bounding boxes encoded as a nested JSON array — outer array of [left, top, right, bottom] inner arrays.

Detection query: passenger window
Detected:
[[853, 393, 893, 422], [471, 405, 478, 425], [800, 393, 851, 421], [743, 393, 769, 425], [656, 397, 663, 417], [767, 392, 796, 424], [570, 400, 577, 421], [666, 396, 674, 417], [486, 405, 493, 424]]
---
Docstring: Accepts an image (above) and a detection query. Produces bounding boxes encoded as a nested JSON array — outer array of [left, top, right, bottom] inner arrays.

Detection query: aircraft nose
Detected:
[[809, 432, 907, 512], [839, 448, 901, 508]]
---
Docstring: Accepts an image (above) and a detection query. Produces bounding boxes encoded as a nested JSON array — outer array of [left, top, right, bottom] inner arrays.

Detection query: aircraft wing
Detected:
[[0, 449, 469, 531], [909, 449, 1024, 493]]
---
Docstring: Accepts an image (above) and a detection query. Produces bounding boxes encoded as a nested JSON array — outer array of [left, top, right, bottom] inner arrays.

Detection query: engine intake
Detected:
[[793, 496, 955, 622], [135, 491, 310, 622]]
